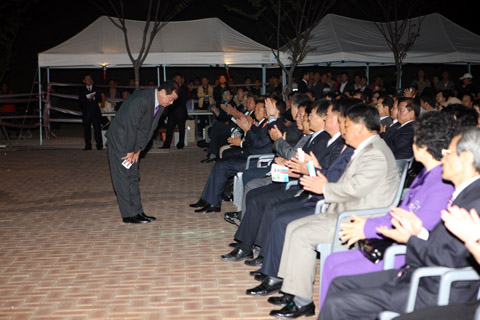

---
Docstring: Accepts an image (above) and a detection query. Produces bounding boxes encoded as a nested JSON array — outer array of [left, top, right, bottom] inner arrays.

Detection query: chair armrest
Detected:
[[438, 267, 480, 305], [378, 311, 401, 320], [286, 179, 299, 190], [405, 266, 451, 312], [383, 245, 407, 270], [315, 200, 325, 214], [246, 153, 275, 170]]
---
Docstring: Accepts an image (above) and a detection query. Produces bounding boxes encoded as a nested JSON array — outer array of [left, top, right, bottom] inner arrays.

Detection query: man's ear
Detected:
[[460, 150, 475, 170]]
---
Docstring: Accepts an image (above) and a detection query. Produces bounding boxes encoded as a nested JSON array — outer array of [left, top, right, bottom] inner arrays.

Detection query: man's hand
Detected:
[[299, 171, 328, 195], [340, 214, 367, 245], [274, 157, 287, 166], [227, 136, 242, 147], [376, 207, 423, 243], [289, 156, 308, 175], [442, 206, 480, 243], [380, 123, 387, 133], [237, 116, 252, 133], [268, 125, 284, 141], [304, 151, 321, 169], [121, 150, 141, 164], [265, 98, 277, 117]]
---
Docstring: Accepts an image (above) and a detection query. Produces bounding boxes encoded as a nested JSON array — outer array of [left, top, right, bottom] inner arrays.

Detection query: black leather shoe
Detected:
[[224, 211, 241, 224], [122, 214, 150, 224], [221, 247, 253, 262], [245, 276, 283, 296], [83, 146, 92, 151], [229, 242, 238, 248], [222, 193, 233, 202], [140, 212, 156, 221], [194, 204, 221, 214], [189, 199, 208, 208], [254, 273, 267, 282], [269, 301, 315, 319], [245, 255, 263, 266], [268, 293, 294, 306], [249, 268, 262, 276]]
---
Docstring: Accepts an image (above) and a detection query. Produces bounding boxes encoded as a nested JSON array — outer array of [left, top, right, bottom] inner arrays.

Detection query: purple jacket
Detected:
[[364, 165, 454, 239]]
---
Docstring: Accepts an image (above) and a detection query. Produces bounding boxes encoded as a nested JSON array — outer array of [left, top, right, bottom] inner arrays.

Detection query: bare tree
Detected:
[[227, 0, 336, 94], [369, 0, 424, 90], [96, 0, 191, 90]]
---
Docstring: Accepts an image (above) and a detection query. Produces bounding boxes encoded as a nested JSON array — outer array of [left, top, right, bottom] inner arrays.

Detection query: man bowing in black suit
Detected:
[[79, 74, 103, 150], [319, 127, 480, 320], [106, 81, 179, 224]]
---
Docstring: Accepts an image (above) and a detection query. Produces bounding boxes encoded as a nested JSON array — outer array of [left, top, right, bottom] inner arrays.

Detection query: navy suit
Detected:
[[200, 119, 272, 208], [163, 84, 188, 148], [319, 178, 480, 320], [384, 121, 414, 159], [79, 85, 102, 149]]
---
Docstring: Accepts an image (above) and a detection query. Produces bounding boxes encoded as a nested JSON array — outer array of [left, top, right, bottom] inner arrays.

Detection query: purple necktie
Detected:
[[154, 105, 160, 117]]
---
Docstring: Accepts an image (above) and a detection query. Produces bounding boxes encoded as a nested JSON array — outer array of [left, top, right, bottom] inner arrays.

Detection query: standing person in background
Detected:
[[79, 74, 102, 150], [197, 76, 214, 110], [106, 81, 178, 224], [412, 69, 431, 94], [162, 74, 189, 149]]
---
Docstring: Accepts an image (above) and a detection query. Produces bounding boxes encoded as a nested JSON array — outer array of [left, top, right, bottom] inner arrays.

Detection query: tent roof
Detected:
[[38, 16, 278, 68], [288, 13, 480, 66]]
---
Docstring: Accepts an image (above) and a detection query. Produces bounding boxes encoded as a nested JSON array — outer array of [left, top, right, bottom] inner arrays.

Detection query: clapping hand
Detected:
[[340, 214, 367, 245], [376, 207, 423, 243], [299, 171, 328, 195]]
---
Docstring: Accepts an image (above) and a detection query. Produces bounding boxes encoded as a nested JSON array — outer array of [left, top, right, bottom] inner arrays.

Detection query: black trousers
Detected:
[[82, 110, 102, 149], [107, 145, 143, 218], [163, 111, 187, 148]]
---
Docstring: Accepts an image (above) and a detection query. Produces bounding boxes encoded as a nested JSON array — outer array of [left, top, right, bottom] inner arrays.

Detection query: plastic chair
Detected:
[[314, 157, 413, 292], [379, 266, 480, 320], [233, 154, 274, 211]]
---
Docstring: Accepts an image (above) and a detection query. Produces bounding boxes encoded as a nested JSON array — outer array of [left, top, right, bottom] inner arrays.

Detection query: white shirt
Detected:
[[327, 132, 341, 147]]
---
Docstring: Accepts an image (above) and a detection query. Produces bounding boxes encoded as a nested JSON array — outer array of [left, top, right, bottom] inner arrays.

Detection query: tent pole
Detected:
[[157, 66, 160, 86], [162, 65, 167, 83], [468, 63, 471, 74], [47, 67, 51, 133], [282, 69, 286, 100], [38, 66, 43, 146], [365, 64, 370, 84], [262, 66, 266, 95]]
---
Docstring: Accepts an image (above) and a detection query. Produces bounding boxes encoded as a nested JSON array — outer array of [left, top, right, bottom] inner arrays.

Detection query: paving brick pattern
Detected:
[[0, 144, 319, 319]]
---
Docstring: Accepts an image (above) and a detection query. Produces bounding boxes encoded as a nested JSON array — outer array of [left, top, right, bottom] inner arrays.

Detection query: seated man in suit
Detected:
[[319, 127, 480, 320], [189, 100, 273, 213], [383, 97, 418, 159], [219, 100, 333, 262], [376, 95, 394, 128], [266, 103, 399, 318]]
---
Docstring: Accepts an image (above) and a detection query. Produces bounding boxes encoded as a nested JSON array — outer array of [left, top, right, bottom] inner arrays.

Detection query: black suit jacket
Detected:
[[297, 80, 309, 93], [168, 84, 188, 118], [239, 119, 273, 158], [106, 89, 163, 153], [79, 85, 102, 116], [406, 178, 480, 302], [302, 130, 330, 168], [384, 121, 414, 159]]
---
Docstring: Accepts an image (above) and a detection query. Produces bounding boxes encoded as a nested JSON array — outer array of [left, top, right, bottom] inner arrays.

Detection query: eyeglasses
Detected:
[[441, 149, 452, 157], [308, 114, 323, 119]]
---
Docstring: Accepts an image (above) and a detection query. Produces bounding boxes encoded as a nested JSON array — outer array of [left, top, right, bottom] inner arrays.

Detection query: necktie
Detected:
[[154, 105, 160, 117]]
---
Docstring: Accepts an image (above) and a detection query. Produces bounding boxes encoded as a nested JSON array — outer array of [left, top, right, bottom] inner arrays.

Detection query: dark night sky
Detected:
[[5, 0, 479, 92]]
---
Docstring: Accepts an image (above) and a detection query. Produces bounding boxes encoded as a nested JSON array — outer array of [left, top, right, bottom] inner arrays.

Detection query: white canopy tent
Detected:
[[38, 16, 280, 68], [285, 13, 480, 67]]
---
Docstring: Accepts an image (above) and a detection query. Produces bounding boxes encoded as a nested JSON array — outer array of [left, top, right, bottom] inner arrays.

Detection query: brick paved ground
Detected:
[[0, 141, 320, 320]]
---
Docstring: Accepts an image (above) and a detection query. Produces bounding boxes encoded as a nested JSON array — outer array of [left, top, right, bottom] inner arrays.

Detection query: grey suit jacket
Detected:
[[273, 134, 310, 160], [106, 89, 163, 153], [323, 134, 399, 216]]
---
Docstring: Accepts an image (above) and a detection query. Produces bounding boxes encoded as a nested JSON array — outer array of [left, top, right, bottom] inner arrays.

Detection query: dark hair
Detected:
[[346, 103, 380, 132], [378, 95, 394, 111], [353, 91, 366, 102], [158, 80, 179, 95], [462, 93, 473, 103], [438, 90, 452, 100], [221, 88, 233, 96], [414, 112, 459, 161], [293, 93, 311, 107], [304, 101, 314, 115], [420, 92, 436, 108], [442, 104, 479, 128], [312, 99, 330, 117], [270, 96, 287, 116], [338, 98, 362, 117]]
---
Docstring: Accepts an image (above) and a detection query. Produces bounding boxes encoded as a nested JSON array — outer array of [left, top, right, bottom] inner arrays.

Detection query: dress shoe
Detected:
[[83, 146, 92, 151], [268, 293, 294, 306], [194, 204, 221, 214], [269, 301, 315, 319], [221, 193, 233, 202], [245, 276, 283, 296], [176, 143, 184, 149], [96, 146, 103, 150], [245, 255, 263, 266], [189, 199, 208, 208], [122, 214, 150, 224], [224, 211, 241, 224], [254, 273, 267, 282], [140, 212, 156, 221], [249, 268, 262, 276], [229, 242, 239, 248], [221, 247, 253, 262]]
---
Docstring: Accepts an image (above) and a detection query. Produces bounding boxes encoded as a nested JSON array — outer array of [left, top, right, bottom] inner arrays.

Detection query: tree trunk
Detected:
[[133, 62, 141, 91], [394, 55, 402, 91]]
